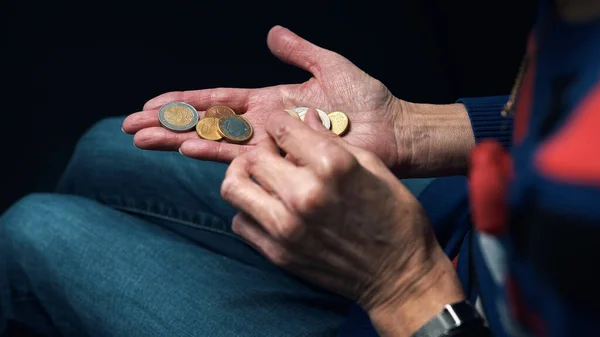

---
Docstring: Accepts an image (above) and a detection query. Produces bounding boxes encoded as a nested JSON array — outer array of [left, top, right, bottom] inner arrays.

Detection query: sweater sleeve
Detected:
[[456, 96, 513, 149]]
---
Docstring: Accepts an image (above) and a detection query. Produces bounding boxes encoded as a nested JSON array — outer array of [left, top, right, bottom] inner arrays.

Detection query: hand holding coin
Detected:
[[221, 111, 463, 335], [122, 26, 405, 170]]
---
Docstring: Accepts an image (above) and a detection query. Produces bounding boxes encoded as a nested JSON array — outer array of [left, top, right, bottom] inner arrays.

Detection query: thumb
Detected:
[[267, 25, 339, 77], [284, 108, 333, 164], [304, 108, 353, 147], [304, 108, 328, 132], [303, 108, 376, 169], [305, 109, 362, 152]]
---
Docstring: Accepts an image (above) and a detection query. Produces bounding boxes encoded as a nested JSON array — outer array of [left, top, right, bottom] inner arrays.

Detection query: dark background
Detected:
[[1, 0, 537, 213]]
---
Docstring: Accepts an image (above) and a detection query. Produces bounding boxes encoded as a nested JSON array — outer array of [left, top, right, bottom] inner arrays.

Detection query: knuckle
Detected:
[[317, 145, 358, 177], [291, 182, 327, 214], [267, 246, 292, 266], [164, 91, 184, 102], [356, 150, 379, 166], [243, 149, 268, 172], [305, 57, 324, 77], [281, 35, 327, 76], [207, 89, 225, 104], [214, 143, 226, 161], [270, 121, 292, 141], [274, 214, 303, 241], [243, 152, 258, 168], [281, 35, 302, 58], [144, 91, 183, 110], [220, 176, 238, 201]]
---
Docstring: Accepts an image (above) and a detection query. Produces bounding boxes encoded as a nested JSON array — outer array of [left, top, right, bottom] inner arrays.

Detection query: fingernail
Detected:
[[121, 127, 126, 133], [305, 109, 325, 131], [178, 148, 184, 155]]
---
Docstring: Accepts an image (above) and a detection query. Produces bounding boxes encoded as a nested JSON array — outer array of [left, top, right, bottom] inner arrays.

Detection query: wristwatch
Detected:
[[411, 300, 486, 337]]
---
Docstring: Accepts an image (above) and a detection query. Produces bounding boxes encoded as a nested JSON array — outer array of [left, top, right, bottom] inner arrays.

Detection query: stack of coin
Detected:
[[158, 102, 349, 143], [288, 106, 350, 136], [198, 105, 253, 143], [158, 102, 253, 143]]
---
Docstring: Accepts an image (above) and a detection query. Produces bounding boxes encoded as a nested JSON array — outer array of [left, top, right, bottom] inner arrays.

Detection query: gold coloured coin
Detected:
[[196, 117, 223, 141], [205, 105, 236, 119], [158, 102, 199, 131], [328, 111, 349, 136], [217, 115, 253, 143], [284, 109, 300, 119], [164, 106, 194, 126]]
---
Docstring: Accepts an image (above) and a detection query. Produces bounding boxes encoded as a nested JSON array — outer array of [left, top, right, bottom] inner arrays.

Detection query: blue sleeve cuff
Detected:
[[456, 96, 513, 149]]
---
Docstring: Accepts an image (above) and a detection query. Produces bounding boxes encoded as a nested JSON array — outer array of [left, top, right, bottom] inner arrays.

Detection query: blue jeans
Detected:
[[0, 117, 434, 337]]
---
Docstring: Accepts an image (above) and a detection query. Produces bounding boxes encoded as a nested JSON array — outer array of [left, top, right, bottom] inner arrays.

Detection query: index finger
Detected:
[[143, 87, 253, 112], [180, 138, 254, 163], [265, 113, 356, 177]]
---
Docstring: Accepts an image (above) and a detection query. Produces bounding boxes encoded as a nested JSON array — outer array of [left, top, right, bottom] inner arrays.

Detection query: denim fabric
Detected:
[[0, 117, 434, 337]]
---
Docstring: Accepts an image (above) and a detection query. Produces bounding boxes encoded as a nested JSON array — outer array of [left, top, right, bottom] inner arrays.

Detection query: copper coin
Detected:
[[158, 102, 199, 132], [217, 116, 253, 143], [196, 117, 223, 141], [205, 105, 236, 119], [328, 111, 350, 136]]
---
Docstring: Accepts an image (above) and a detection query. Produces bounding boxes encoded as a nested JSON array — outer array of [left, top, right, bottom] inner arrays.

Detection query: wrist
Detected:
[[392, 98, 475, 177], [367, 250, 465, 337]]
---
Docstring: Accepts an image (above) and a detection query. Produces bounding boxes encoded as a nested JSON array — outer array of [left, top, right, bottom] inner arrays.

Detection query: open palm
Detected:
[[123, 26, 404, 167]]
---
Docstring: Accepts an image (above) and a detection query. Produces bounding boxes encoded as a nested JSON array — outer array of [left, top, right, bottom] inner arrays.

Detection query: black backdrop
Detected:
[[1, 0, 537, 213]]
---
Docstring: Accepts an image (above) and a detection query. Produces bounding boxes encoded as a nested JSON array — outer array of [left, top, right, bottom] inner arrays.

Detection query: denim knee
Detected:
[[0, 194, 81, 253], [70, 117, 127, 163], [0, 193, 76, 317], [53, 116, 235, 226], [56, 117, 128, 193]]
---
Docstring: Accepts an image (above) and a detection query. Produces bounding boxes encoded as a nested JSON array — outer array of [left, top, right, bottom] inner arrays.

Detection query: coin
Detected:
[[292, 107, 331, 129], [328, 111, 350, 136], [217, 115, 253, 143], [205, 105, 236, 119], [196, 117, 223, 141], [284, 109, 301, 119], [158, 102, 199, 132]]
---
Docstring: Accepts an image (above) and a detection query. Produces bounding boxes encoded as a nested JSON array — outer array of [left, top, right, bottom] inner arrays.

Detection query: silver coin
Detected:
[[158, 102, 199, 132], [292, 107, 331, 129]]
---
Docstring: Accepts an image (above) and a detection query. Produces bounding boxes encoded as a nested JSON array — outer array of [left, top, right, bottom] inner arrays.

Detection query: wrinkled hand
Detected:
[[122, 25, 406, 168], [222, 110, 464, 336]]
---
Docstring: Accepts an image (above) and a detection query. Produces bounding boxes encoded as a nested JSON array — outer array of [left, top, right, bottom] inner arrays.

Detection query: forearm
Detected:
[[394, 100, 475, 177], [392, 95, 511, 177]]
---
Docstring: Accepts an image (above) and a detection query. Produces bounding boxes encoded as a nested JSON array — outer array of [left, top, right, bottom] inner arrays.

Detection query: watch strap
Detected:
[[412, 301, 485, 337]]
